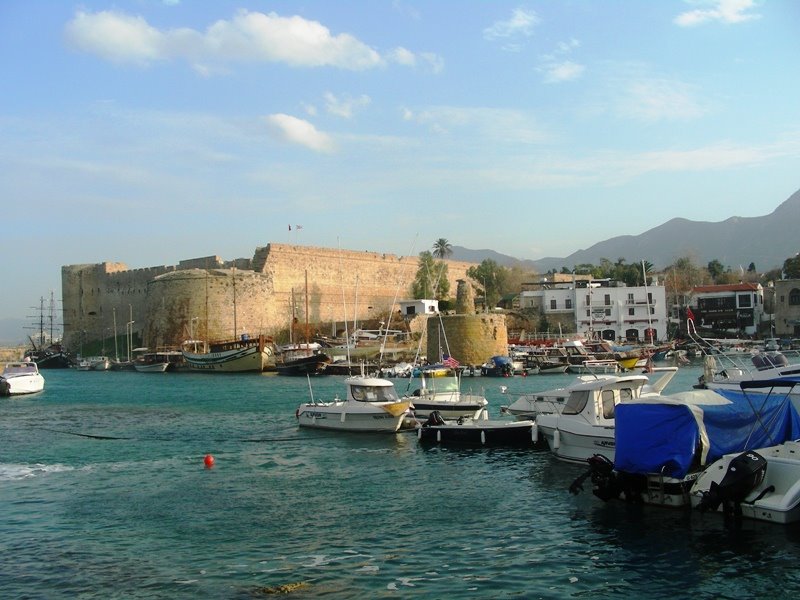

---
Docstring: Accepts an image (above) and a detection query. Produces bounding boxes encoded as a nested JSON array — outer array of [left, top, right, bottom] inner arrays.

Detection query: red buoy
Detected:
[[204, 454, 215, 468]]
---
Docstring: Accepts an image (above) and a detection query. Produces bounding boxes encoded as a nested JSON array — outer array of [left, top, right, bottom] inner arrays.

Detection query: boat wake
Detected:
[[0, 462, 76, 481]]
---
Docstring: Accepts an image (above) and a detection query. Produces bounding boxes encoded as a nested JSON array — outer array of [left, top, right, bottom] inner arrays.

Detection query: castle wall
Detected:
[[426, 314, 508, 366], [61, 262, 174, 352], [62, 244, 476, 352]]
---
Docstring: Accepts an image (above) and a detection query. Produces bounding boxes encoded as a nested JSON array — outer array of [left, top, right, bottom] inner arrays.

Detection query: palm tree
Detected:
[[432, 238, 452, 260]]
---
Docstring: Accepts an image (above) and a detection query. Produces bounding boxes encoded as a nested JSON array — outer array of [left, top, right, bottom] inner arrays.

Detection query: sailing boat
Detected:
[[181, 269, 274, 373], [276, 271, 331, 376], [24, 293, 72, 369]]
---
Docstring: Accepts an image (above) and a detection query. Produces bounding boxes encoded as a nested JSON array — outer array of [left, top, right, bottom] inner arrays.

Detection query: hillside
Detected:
[[452, 188, 800, 273]]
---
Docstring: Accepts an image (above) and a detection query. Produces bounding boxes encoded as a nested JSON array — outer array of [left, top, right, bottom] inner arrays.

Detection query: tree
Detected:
[[467, 259, 506, 310], [707, 259, 725, 282], [784, 254, 800, 279], [412, 251, 450, 300], [432, 238, 453, 260]]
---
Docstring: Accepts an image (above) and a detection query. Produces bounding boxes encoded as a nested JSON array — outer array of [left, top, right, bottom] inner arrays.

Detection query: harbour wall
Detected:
[[62, 244, 476, 352]]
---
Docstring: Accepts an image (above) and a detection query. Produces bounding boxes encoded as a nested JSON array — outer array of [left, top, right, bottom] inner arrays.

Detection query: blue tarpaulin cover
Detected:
[[614, 379, 800, 478]]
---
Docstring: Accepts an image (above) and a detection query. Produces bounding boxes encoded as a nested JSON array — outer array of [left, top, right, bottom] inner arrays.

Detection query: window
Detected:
[[790, 289, 800, 306], [738, 294, 752, 308], [604, 294, 611, 306], [562, 390, 590, 415], [550, 299, 557, 310], [601, 390, 615, 419], [565, 299, 572, 309], [627, 293, 634, 303], [605, 309, 611, 316], [628, 308, 635, 316]]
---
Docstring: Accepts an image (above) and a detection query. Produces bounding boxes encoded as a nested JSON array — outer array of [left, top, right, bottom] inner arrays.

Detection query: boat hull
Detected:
[[417, 420, 543, 447], [182, 345, 269, 372], [297, 401, 410, 432], [538, 422, 616, 464]]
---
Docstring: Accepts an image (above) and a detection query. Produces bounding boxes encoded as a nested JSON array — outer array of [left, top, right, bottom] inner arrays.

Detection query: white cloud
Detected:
[[323, 92, 371, 118], [674, 0, 761, 27], [621, 79, 708, 121], [542, 61, 585, 83], [483, 8, 540, 41], [65, 9, 384, 70], [264, 114, 335, 153], [64, 10, 166, 66]]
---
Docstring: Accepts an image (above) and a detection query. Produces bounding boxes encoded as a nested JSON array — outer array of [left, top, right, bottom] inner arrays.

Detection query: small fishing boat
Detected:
[[296, 375, 411, 432]]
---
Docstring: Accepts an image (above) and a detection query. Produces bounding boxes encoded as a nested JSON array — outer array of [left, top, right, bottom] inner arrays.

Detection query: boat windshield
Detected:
[[2, 363, 36, 375], [350, 385, 400, 402], [562, 390, 590, 415]]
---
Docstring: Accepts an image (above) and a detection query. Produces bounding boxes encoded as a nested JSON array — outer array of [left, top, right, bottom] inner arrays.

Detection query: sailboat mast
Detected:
[[232, 267, 238, 339], [304, 270, 310, 345]]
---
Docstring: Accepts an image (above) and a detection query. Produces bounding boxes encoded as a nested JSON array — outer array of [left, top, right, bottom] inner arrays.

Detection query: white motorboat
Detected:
[[0, 361, 45, 396], [296, 375, 411, 432], [501, 368, 677, 421], [570, 377, 800, 522], [77, 356, 111, 371], [534, 371, 678, 464], [403, 365, 488, 420], [691, 440, 800, 524]]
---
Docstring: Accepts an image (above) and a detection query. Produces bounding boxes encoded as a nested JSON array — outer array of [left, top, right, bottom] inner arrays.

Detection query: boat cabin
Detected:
[[346, 378, 401, 403]]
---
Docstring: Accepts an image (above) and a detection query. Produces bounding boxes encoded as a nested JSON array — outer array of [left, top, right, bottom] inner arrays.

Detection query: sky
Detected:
[[2, 0, 799, 325]]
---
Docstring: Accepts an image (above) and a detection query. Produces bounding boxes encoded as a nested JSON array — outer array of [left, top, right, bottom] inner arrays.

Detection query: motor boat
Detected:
[[403, 365, 488, 421], [296, 375, 411, 432], [569, 377, 800, 524], [0, 361, 45, 396], [417, 411, 543, 447]]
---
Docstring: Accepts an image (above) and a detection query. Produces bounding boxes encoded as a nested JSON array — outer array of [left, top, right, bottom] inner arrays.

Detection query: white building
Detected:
[[398, 299, 439, 318], [519, 278, 667, 343]]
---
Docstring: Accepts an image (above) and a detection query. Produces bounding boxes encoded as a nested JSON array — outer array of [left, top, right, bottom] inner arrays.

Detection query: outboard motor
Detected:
[[696, 450, 767, 521], [570, 454, 620, 501], [423, 410, 446, 427], [0, 377, 10, 396]]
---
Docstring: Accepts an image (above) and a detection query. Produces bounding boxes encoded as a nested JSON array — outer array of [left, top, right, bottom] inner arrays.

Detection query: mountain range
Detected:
[[452, 188, 800, 274]]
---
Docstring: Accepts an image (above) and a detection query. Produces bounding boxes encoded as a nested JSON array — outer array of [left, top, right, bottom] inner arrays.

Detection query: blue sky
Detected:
[[1, 0, 799, 323]]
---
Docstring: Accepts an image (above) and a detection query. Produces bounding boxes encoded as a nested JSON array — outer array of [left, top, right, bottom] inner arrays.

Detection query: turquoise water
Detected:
[[3, 366, 800, 599]]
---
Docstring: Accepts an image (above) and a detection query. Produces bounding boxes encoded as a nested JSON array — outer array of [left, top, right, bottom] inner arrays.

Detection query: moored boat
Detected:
[[295, 375, 411, 432], [0, 361, 45, 396], [181, 335, 273, 373], [404, 365, 488, 420], [417, 411, 543, 447]]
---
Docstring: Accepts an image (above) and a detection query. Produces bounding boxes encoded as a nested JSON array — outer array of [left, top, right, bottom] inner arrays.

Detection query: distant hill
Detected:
[[452, 188, 800, 274]]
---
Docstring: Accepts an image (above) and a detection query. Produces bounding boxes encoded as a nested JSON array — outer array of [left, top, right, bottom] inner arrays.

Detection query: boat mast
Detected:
[[304, 270, 310, 347], [642, 260, 653, 343], [232, 266, 237, 339]]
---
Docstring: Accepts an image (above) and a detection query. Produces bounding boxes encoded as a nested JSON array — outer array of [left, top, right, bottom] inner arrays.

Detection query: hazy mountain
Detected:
[[452, 188, 800, 274]]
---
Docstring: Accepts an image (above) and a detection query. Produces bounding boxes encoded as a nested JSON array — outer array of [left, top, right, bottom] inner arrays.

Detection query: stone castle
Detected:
[[61, 243, 479, 353]]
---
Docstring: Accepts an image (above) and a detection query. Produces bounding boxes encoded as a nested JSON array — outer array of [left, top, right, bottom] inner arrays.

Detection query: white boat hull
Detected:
[[690, 442, 800, 524], [0, 362, 45, 396], [134, 362, 170, 373], [297, 401, 410, 432], [537, 420, 615, 464]]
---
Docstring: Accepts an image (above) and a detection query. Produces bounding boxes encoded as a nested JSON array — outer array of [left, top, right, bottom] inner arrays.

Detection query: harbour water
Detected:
[[3, 365, 800, 599]]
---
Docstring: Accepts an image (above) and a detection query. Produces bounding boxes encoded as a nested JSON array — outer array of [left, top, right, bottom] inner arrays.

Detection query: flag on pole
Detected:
[[442, 355, 460, 368], [687, 307, 695, 322], [296, 225, 303, 230], [288, 224, 292, 231]]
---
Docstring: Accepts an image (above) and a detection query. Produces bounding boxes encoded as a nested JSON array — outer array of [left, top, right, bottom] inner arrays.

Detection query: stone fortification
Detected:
[[62, 244, 476, 351], [426, 314, 508, 366]]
